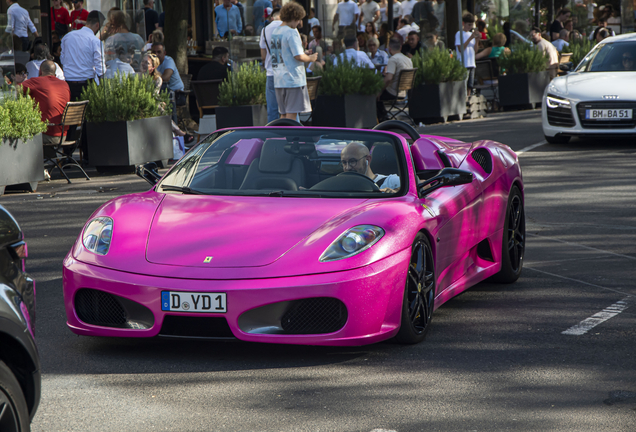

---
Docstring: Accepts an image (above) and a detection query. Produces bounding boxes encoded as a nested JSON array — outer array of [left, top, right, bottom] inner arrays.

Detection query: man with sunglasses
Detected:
[[340, 142, 400, 193]]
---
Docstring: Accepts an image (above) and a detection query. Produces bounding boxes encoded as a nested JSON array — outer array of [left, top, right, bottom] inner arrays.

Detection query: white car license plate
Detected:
[[161, 291, 227, 313], [585, 109, 632, 120]]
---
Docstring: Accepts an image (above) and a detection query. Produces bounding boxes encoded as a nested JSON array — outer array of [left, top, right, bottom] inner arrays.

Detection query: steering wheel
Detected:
[[337, 171, 381, 192]]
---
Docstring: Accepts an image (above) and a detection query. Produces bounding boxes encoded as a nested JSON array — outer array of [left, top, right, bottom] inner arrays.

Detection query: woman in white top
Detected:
[[26, 43, 65, 80]]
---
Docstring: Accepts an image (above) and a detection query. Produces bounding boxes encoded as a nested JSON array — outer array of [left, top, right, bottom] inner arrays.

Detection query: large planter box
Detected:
[[0, 134, 44, 196], [216, 105, 267, 129], [408, 80, 467, 123], [312, 94, 377, 129], [498, 71, 550, 107], [87, 115, 173, 167]]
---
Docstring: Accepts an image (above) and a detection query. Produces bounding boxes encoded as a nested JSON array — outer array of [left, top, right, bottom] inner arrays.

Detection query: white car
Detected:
[[542, 33, 636, 143]]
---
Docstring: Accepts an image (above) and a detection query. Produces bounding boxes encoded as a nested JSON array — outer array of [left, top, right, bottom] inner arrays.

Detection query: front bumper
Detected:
[[62, 249, 410, 346]]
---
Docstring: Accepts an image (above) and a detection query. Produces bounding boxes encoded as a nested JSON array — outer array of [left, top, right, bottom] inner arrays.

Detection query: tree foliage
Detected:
[[218, 61, 267, 106], [498, 42, 549, 75], [0, 92, 48, 142], [80, 73, 172, 123], [314, 57, 384, 96], [411, 47, 467, 86]]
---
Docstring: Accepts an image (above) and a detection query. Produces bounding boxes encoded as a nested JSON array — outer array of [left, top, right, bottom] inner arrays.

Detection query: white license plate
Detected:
[[161, 291, 227, 313], [585, 109, 632, 120]]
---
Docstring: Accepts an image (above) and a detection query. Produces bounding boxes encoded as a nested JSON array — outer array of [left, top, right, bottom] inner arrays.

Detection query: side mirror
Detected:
[[418, 168, 473, 197], [559, 62, 572, 72], [136, 162, 161, 186]]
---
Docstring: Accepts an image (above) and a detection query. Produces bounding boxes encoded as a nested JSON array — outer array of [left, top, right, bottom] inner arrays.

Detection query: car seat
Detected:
[[239, 140, 306, 190], [370, 143, 399, 176]]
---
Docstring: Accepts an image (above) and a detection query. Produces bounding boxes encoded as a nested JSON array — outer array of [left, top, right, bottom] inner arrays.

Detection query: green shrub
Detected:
[[497, 42, 549, 74], [411, 47, 467, 86], [218, 61, 266, 106], [80, 73, 171, 123], [314, 57, 384, 96], [0, 92, 48, 141], [562, 38, 595, 69]]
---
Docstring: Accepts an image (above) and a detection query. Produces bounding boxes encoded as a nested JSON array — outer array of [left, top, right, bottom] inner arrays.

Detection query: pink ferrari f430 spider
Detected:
[[63, 120, 525, 345]]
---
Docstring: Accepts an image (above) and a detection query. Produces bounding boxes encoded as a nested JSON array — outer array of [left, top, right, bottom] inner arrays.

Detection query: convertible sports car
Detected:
[[542, 33, 636, 143], [63, 120, 525, 346]]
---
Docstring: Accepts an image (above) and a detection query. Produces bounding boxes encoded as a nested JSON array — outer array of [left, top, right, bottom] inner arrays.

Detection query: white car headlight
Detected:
[[546, 95, 571, 109], [82, 217, 113, 255], [320, 225, 384, 262]]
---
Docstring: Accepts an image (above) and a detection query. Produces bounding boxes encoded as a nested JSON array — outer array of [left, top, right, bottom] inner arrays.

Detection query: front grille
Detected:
[[281, 298, 348, 334], [471, 148, 492, 174], [577, 101, 636, 129], [75, 288, 127, 327], [547, 106, 575, 127], [159, 316, 234, 338]]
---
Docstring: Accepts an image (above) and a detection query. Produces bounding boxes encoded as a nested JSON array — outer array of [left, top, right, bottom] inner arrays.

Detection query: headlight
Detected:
[[546, 95, 571, 109], [82, 217, 113, 255], [320, 225, 384, 262]]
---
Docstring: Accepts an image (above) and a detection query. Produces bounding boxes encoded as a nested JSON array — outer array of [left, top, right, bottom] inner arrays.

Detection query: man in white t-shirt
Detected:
[[341, 142, 400, 193], [359, 0, 380, 28], [399, 0, 417, 18], [376, 38, 413, 121], [529, 26, 559, 79], [333, 0, 359, 40], [260, 9, 282, 122], [455, 12, 480, 94]]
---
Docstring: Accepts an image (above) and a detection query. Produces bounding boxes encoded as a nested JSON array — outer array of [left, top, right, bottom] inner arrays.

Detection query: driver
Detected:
[[340, 142, 400, 193]]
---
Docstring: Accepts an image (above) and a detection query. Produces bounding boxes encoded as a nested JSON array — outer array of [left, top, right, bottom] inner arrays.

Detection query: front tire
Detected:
[[544, 134, 571, 144], [395, 234, 436, 344], [491, 186, 525, 283], [0, 360, 30, 432]]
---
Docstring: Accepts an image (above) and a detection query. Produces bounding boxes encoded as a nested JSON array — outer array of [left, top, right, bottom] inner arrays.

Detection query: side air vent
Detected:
[[471, 148, 493, 174], [75, 288, 154, 329], [281, 298, 348, 334]]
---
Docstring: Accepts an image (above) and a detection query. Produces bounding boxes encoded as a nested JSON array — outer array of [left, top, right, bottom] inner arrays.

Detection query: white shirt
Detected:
[[104, 59, 135, 79], [26, 59, 65, 80], [552, 39, 569, 52], [399, 0, 417, 17], [455, 30, 476, 68], [61, 26, 105, 81], [360, 1, 380, 25], [5, 3, 37, 38], [374, 174, 400, 190], [396, 24, 414, 40], [336, 0, 358, 26], [335, 48, 376, 69], [259, 19, 283, 76], [308, 17, 320, 37]]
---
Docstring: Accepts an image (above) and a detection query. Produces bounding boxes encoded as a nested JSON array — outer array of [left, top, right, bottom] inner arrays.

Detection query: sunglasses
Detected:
[[623, 56, 634, 62]]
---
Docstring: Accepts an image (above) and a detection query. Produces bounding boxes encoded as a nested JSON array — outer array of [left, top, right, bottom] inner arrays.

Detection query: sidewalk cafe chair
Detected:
[[43, 100, 90, 184], [302, 76, 322, 125], [558, 52, 572, 76], [383, 68, 418, 126], [191, 79, 223, 141], [475, 58, 500, 109]]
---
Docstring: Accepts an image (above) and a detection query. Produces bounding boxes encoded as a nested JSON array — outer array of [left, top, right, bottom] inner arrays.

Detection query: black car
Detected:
[[0, 205, 40, 431]]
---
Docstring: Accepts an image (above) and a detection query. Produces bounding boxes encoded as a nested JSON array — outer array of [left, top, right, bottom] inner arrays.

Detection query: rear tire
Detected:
[[544, 135, 571, 144], [395, 234, 436, 344], [491, 186, 525, 283], [0, 360, 30, 432]]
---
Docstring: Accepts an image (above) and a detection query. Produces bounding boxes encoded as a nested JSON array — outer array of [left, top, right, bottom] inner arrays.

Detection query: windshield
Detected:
[[158, 128, 407, 198], [576, 41, 636, 72]]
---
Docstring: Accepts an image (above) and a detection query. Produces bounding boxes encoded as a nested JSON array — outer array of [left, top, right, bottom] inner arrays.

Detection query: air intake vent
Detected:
[[281, 298, 348, 334], [75, 289, 127, 327], [471, 148, 492, 174]]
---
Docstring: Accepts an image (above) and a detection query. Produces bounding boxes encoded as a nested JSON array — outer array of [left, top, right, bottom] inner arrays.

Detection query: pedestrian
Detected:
[[359, 0, 380, 30], [552, 29, 569, 52], [197, 47, 230, 81], [231, 0, 246, 35], [307, 8, 319, 37], [143, 0, 159, 39], [215, 0, 242, 38], [19, 60, 71, 145], [376, 38, 412, 122], [5, 0, 39, 52], [26, 43, 65, 80], [332, 0, 359, 41], [401, 30, 423, 58], [253, 0, 272, 35], [140, 52, 162, 90], [334, 32, 375, 69], [60, 10, 105, 102], [367, 36, 389, 66], [529, 26, 559, 79], [549, 8, 571, 41], [270, 1, 317, 120], [70, 0, 89, 30], [455, 13, 479, 95], [103, 10, 145, 71], [150, 43, 184, 123], [259, 7, 282, 122], [51, 0, 71, 38]]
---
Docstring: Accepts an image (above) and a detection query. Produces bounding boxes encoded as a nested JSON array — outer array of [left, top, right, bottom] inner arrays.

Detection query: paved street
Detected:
[[2, 110, 635, 431]]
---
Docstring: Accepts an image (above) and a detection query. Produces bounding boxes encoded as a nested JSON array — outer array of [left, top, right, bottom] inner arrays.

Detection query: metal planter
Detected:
[[498, 71, 550, 107], [86, 116, 173, 167], [312, 94, 377, 129], [408, 80, 467, 123], [0, 134, 44, 196], [216, 105, 268, 129]]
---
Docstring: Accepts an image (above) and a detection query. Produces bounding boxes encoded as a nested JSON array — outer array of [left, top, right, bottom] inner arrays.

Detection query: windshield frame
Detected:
[[156, 127, 411, 199]]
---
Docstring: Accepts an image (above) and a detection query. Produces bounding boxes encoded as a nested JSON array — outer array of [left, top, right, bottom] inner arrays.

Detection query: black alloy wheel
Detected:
[[395, 234, 436, 344], [491, 186, 525, 283], [0, 360, 30, 432]]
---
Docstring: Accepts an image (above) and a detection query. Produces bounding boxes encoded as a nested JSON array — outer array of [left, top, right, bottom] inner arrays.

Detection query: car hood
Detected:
[[145, 194, 368, 268], [549, 71, 636, 101]]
